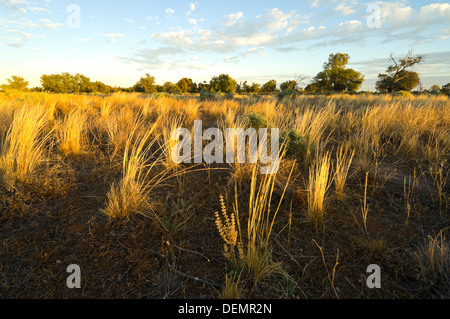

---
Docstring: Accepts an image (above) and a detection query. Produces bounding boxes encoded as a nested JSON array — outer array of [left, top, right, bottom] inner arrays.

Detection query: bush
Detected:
[[277, 89, 297, 100], [280, 129, 307, 161], [200, 90, 217, 101], [225, 92, 234, 100], [244, 112, 269, 130], [392, 91, 413, 98]]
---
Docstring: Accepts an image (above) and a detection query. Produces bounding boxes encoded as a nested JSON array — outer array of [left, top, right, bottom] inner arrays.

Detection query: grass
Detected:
[[57, 108, 87, 156], [334, 143, 355, 201], [0, 91, 449, 299], [0, 104, 51, 187], [101, 120, 161, 219], [306, 153, 332, 228]]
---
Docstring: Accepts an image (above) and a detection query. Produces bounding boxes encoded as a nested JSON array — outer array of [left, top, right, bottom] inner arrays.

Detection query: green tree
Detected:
[[430, 85, 441, 94], [441, 83, 450, 96], [261, 79, 277, 93], [250, 82, 261, 93], [2, 76, 29, 91], [304, 83, 318, 94], [177, 78, 195, 93], [209, 74, 237, 93], [40, 73, 93, 93], [310, 53, 364, 93], [376, 51, 424, 93], [280, 80, 298, 92], [134, 73, 157, 93], [240, 81, 250, 93], [162, 82, 182, 94], [197, 81, 209, 92], [91, 81, 113, 94]]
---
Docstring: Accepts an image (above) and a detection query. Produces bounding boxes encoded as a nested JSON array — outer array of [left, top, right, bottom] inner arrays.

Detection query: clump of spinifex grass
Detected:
[[101, 121, 163, 219], [415, 232, 450, 297], [57, 109, 87, 156], [306, 153, 332, 228], [334, 144, 355, 201], [0, 105, 51, 188]]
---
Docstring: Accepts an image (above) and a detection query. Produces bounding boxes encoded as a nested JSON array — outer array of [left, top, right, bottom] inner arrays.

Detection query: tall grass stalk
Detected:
[[307, 153, 332, 227]]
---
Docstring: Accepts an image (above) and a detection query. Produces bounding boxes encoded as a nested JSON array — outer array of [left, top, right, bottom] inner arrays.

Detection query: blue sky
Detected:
[[1, 0, 449, 90]]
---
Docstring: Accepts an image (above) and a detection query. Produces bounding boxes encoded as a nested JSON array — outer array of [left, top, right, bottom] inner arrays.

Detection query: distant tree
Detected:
[[2, 76, 29, 91], [441, 83, 450, 96], [91, 81, 113, 94], [241, 81, 251, 93], [235, 82, 242, 94], [304, 83, 318, 94], [250, 82, 261, 93], [280, 80, 298, 92], [261, 79, 277, 93], [177, 78, 195, 93], [209, 74, 237, 93], [309, 53, 364, 93], [376, 51, 424, 93], [197, 81, 209, 92], [162, 82, 182, 94], [134, 73, 157, 93], [430, 85, 441, 94], [41, 73, 93, 93]]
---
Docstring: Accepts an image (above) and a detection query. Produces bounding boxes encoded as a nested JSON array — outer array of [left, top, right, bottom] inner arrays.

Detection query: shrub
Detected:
[[225, 92, 234, 100], [280, 129, 306, 161], [200, 90, 217, 101], [392, 91, 413, 99], [277, 89, 297, 100], [244, 111, 269, 130]]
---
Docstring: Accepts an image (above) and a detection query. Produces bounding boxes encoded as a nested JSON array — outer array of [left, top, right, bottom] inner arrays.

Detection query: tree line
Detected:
[[2, 51, 449, 96]]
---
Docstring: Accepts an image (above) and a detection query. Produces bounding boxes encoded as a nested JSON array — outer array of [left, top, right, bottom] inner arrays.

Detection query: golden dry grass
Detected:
[[0, 90, 449, 299]]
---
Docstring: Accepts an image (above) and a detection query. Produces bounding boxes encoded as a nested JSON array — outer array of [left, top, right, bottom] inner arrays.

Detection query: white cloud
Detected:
[[223, 12, 244, 27], [39, 18, 63, 30], [7, 29, 32, 38], [152, 30, 195, 46], [334, 3, 356, 16], [186, 3, 196, 16], [99, 33, 125, 42], [27, 6, 51, 13]]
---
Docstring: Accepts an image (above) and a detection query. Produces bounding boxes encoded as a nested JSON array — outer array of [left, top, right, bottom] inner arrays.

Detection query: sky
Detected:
[[0, 0, 449, 91]]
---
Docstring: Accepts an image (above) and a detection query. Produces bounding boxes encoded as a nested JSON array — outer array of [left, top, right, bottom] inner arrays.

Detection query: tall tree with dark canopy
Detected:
[[310, 53, 364, 93], [376, 50, 424, 93]]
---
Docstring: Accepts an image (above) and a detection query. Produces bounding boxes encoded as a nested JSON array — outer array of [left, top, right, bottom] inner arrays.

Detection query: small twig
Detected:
[[172, 269, 221, 289], [171, 244, 210, 262], [147, 246, 220, 288], [313, 239, 340, 299]]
